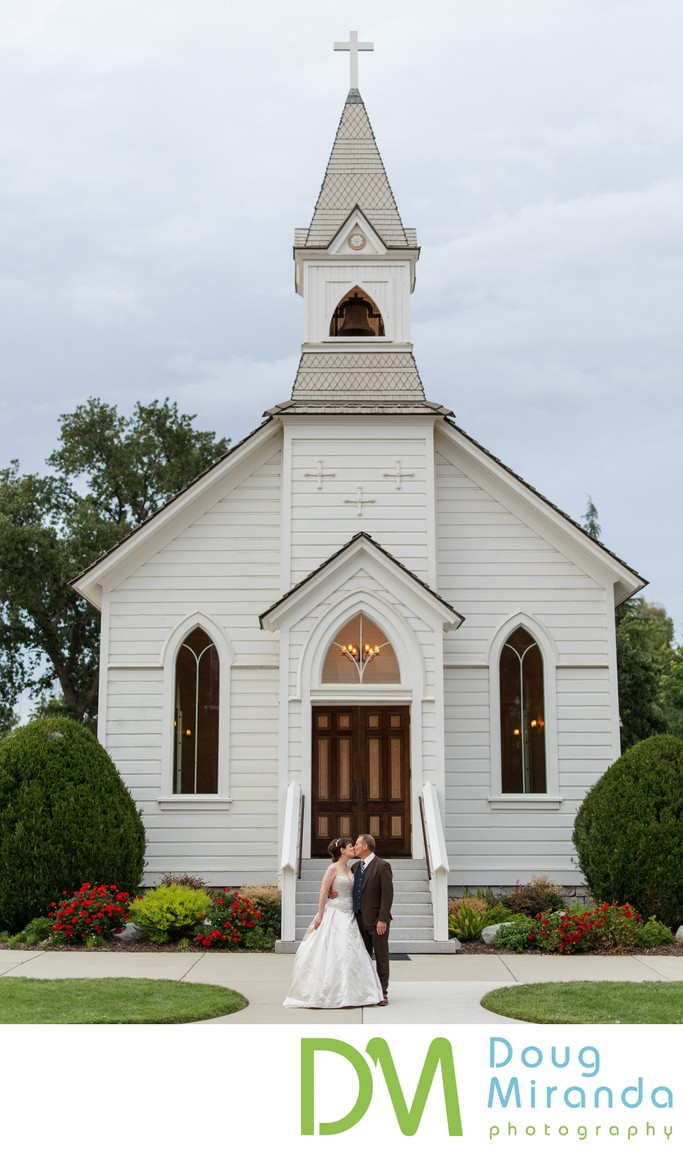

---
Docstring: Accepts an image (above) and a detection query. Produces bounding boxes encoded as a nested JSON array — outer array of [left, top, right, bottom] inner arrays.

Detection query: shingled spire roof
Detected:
[[296, 90, 416, 250]]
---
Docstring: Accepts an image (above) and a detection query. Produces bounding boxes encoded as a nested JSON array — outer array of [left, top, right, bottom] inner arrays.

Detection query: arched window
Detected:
[[173, 626, 219, 794], [329, 286, 385, 337], [321, 613, 400, 684], [499, 626, 547, 793]]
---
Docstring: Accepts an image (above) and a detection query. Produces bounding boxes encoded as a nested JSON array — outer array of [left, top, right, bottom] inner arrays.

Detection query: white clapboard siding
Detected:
[[288, 431, 432, 582], [103, 452, 282, 886], [436, 422, 620, 885]]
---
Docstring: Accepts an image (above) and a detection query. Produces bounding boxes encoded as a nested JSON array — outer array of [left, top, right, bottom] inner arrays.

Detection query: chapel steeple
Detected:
[[295, 86, 415, 254], [268, 33, 451, 418]]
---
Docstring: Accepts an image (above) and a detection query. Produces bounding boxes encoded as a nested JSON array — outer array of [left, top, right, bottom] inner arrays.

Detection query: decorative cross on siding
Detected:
[[344, 487, 376, 517], [383, 459, 415, 490], [334, 30, 374, 90], [305, 460, 336, 490]]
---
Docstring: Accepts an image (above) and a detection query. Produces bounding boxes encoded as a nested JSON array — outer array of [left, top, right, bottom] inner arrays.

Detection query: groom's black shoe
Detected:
[[378, 996, 388, 1006]]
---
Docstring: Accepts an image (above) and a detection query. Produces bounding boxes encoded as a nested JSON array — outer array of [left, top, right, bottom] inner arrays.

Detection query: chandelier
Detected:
[[340, 641, 381, 669]]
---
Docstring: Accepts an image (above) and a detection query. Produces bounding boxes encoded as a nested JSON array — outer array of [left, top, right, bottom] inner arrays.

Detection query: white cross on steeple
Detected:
[[334, 30, 374, 90]]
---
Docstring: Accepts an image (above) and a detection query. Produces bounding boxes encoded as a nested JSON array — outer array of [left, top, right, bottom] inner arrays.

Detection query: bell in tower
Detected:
[[331, 290, 385, 337]]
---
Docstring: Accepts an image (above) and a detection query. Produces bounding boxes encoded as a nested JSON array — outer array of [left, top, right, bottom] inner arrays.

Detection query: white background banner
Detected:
[[1, 1023, 678, 1148]]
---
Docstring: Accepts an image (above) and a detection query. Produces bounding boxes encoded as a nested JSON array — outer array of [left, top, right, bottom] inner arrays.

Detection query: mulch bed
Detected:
[[3, 938, 681, 956], [456, 940, 682, 958]]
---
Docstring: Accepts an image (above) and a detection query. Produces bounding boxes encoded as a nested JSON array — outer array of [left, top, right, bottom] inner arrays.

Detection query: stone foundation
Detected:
[[447, 884, 593, 906]]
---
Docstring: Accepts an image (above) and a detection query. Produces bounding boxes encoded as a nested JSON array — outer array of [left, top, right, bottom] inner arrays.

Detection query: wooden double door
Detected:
[[311, 706, 411, 857]]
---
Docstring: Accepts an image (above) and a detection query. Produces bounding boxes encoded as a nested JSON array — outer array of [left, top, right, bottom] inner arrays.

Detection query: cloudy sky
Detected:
[[1, 0, 681, 635]]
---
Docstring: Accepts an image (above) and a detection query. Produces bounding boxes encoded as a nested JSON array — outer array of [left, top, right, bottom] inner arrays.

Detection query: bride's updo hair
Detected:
[[328, 836, 353, 862]]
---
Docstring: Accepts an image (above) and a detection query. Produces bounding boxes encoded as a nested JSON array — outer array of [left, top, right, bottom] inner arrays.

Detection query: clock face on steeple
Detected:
[[347, 232, 366, 251]]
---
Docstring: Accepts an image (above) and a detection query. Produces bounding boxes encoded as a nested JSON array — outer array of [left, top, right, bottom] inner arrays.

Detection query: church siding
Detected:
[[436, 440, 619, 884], [287, 427, 432, 583], [101, 451, 282, 885], [305, 261, 409, 342]]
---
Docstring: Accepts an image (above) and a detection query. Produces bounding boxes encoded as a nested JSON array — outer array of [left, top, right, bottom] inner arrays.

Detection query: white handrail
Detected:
[[421, 781, 450, 942], [279, 781, 302, 942], [280, 781, 302, 872], [421, 781, 449, 873]]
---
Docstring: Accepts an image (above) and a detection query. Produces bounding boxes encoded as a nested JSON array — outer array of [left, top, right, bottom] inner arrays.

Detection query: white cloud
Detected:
[[0, 0, 681, 631]]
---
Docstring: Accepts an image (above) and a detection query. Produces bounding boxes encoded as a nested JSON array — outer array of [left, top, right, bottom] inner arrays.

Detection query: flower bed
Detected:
[[48, 883, 132, 945]]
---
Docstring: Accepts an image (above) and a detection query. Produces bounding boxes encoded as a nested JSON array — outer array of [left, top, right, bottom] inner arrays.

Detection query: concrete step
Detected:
[[296, 880, 431, 895], [294, 856, 437, 946], [296, 915, 434, 932], [276, 938, 458, 955], [290, 855, 430, 943]]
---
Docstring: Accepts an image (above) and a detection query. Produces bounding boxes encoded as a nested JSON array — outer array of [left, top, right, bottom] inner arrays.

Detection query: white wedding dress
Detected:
[[283, 872, 383, 1008]]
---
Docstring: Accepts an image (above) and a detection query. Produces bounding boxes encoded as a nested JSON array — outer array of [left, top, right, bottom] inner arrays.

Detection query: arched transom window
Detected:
[[322, 614, 400, 684], [499, 626, 547, 793], [173, 626, 219, 794]]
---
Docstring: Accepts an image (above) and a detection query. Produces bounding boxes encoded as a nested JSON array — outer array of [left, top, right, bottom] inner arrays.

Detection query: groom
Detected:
[[352, 833, 393, 1005]]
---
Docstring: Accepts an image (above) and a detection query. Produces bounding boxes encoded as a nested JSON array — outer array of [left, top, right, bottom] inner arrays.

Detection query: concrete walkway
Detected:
[[1, 948, 680, 1024]]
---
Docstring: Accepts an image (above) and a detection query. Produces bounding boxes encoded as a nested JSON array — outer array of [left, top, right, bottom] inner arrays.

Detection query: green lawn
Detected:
[[481, 981, 683, 1024], [0, 978, 247, 1024]]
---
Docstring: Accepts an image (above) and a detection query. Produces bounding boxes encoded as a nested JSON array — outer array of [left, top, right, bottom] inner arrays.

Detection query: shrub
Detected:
[[5, 916, 54, 948], [573, 734, 683, 928], [132, 884, 212, 943], [634, 917, 674, 949], [49, 882, 133, 945], [239, 883, 281, 938], [494, 919, 538, 953], [195, 890, 261, 949], [448, 891, 497, 917], [160, 872, 209, 891], [448, 903, 486, 941], [502, 875, 565, 917], [243, 925, 276, 950], [0, 717, 146, 933], [482, 902, 518, 927], [529, 904, 641, 955], [449, 896, 489, 917], [515, 903, 671, 955]]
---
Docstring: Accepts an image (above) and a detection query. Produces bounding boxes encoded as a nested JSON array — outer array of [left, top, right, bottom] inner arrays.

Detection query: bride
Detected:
[[283, 836, 384, 1009]]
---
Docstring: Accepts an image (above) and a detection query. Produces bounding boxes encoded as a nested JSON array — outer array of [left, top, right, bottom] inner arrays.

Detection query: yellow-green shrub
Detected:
[[131, 884, 211, 943]]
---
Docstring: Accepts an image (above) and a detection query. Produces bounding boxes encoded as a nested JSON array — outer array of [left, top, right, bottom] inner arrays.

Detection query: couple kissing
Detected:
[[284, 834, 393, 1009]]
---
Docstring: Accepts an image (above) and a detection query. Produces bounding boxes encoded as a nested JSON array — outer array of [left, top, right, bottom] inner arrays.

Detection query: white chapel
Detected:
[[74, 36, 645, 947]]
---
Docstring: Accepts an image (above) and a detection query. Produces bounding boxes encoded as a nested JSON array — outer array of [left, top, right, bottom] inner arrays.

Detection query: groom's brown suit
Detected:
[[353, 856, 393, 998]]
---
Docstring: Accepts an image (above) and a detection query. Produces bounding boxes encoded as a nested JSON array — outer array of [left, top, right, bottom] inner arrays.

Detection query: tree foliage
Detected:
[[579, 499, 683, 750], [572, 734, 683, 928], [0, 704, 18, 742], [0, 716, 146, 933], [0, 399, 229, 725], [616, 598, 683, 751], [581, 494, 601, 539]]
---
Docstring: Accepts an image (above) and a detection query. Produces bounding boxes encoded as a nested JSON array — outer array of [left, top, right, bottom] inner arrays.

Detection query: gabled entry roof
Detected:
[[260, 531, 464, 632]]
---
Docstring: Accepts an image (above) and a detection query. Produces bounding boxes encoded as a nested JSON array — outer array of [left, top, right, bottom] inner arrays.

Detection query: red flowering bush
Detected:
[[195, 889, 261, 950], [529, 903, 643, 955], [48, 882, 132, 944]]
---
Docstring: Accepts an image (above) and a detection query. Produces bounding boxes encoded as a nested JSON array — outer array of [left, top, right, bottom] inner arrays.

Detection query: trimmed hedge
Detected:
[[572, 734, 683, 928], [0, 717, 146, 933]]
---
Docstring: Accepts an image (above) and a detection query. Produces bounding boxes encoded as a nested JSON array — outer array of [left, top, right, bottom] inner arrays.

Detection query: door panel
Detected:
[[311, 706, 410, 856]]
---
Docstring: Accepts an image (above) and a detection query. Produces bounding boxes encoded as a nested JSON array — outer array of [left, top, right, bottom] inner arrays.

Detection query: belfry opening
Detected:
[[330, 286, 384, 337]]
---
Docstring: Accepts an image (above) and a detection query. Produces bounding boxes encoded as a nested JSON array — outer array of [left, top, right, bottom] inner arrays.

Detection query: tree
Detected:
[[616, 598, 683, 751], [578, 498, 683, 749], [581, 494, 601, 539], [572, 734, 683, 928], [0, 716, 146, 933], [0, 398, 229, 726], [660, 648, 683, 739], [0, 703, 18, 742]]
